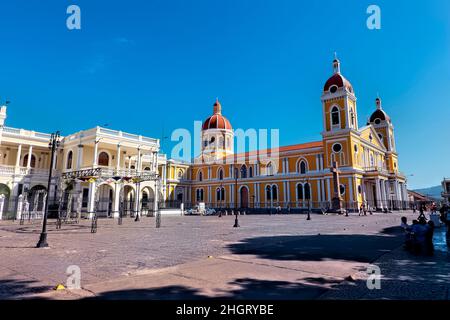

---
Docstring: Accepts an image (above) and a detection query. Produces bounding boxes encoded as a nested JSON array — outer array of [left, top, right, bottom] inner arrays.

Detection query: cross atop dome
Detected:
[[333, 52, 341, 74], [213, 97, 222, 115], [376, 95, 382, 110]]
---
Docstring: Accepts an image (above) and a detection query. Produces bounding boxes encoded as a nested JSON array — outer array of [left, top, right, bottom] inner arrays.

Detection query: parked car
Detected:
[[204, 208, 216, 216]]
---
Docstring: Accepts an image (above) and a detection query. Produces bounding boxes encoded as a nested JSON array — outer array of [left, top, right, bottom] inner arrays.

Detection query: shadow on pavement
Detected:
[[0, 279, 52, 300], [86, 277, 338, 300], [226, 232, 403, 263]]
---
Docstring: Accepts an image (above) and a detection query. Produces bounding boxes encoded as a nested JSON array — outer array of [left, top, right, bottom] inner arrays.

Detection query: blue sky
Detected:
[[0, 0, 449, 189]]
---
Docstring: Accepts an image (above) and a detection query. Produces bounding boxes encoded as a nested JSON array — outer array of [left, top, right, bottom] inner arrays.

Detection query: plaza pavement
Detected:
[[0, 211, 448, 300]]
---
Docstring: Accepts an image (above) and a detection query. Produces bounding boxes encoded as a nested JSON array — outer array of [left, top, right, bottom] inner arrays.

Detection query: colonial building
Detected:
[[0, 106, 162, 219], [178, 58, 409, 212]]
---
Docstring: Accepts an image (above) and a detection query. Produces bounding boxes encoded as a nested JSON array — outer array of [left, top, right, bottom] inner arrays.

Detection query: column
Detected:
[[375, 178, 383, 211], [87, 181, 96, 219], [326, 178, 331, 203], [134, 183, 140, 214], [348, 177, 354, 203], [76, 145, 84, 170], [0, 195, 5, 220], [113, 183, 121, 218], [393, 180, 400, 209], [26, 145, 33, 170], [153, 152, 158, 172], [162, 164, 167, 201], [362, 181, 367, 205], [116, 144, 121, 171], [93, 142, 99, 168], [380, 179, 387, 211], [15, 144, 22, 168], [153, 183, 159, 213], [286, 181, 291, 203], [402, 184, 408, 209], [317, 180, 322, 203], [137, 149, 142, 173], [254, 183, 259, 207]]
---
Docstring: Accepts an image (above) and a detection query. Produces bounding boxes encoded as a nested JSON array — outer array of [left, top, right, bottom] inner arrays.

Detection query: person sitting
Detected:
[[410, 219, 427, 255], [401, 217, 412, 251], [400, 216, 409, 230], [425, 221, 435, 256]]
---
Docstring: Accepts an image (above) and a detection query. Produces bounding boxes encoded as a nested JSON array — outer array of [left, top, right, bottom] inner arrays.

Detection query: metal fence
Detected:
[[0, 195, 426, 221]]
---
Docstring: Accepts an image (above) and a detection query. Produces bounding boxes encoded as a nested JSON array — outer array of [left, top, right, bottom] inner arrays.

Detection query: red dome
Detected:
[[202, 99, 232, 130], [324, 73, 353, 93], [202, 114, 232, 130]]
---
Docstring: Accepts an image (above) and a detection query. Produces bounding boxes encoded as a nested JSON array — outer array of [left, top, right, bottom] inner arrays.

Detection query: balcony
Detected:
[[62, 166, 158, 180], [363, 166, 389, 175], [2, 126, 53, 141], [63, 126, 159, 147], [0, 165, 49, 177]]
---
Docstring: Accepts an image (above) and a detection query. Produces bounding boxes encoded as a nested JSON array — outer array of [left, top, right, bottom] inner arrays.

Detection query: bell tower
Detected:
[[321, 57, 358, 134]]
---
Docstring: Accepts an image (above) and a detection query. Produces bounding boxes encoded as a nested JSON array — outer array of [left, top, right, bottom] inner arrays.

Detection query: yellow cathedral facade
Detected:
[[165, 58, 409, 213]]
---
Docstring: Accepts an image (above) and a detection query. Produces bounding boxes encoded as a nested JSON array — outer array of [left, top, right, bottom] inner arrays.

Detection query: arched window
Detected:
[[339, 184, 346, 196], [331, 106, 340, 126], [144, 167, 151, 171], [177, 169, 183, 178], [304, 183, 311, 200], [22, 154, 36, 168], [350, 108, 355, 128], [297, 184, 304, 200], [216, 187, 225, 201], [266, 185, 271, 201], [298, 160, 307, 174], [241, 165, 247, 178], [98, 152, 109, 166], [198, 171, 203, 181], [218, 168, 223, 180], [196, 189, 204, 201], [271, 185, 278, 201], [66, 151, 73, 169], [249, 166, 253, 178]]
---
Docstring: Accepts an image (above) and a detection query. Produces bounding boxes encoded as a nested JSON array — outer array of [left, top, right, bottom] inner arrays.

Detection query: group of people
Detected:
[[400, 203, 450, 256], [401, 215, 435, 255]]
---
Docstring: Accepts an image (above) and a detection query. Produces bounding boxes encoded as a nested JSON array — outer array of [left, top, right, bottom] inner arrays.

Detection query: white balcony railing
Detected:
[[2, 126, 52, 140], [0, 165, 15, 176], [0, 165, 50, 177]]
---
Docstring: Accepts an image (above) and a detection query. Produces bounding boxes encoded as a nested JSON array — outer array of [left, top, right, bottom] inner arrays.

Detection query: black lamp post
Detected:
[[306, 179, 311, 221], [36, 131, 60, 248], [234, 167, 238, 210], [233, 168, 240, 227], [134, 178, 141, 222]]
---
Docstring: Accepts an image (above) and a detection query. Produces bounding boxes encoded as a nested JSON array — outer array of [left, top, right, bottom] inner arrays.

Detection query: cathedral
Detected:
[[165, 58, 409, 212]]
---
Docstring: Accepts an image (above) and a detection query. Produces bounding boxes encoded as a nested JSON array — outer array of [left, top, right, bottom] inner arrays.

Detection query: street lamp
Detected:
[[233, 167, 240, 228], [156, 177, 161, 228], [36, 131, 60, 248], [134, 178, 141, 222], [234, 167, 238, 210], [306, 179, 311, 221]]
